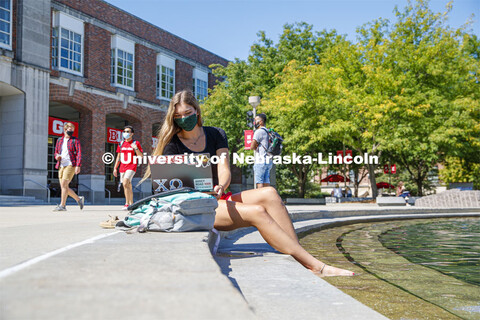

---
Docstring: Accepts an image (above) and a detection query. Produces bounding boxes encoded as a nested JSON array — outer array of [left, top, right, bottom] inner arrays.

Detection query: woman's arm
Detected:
[[214, 147, 231, 197]]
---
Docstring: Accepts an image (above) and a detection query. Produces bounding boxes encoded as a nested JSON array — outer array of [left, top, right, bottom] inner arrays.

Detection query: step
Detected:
[[0, 195, 38, 201], [0, 202, 45, 206], [0, 195, 47, 206]]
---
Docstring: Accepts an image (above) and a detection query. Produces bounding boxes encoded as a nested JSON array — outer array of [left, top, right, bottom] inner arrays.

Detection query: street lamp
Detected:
[[248, 96, 261, 128], [248, 96, 261, 189]]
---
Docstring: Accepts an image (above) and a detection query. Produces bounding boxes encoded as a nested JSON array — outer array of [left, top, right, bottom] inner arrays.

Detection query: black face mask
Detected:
[[66, 131, 74, 137], [254, 122, 261, 129]]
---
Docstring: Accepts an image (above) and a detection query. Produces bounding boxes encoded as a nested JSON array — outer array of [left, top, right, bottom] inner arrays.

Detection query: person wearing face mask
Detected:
[[113, 125, 143, 210], [251, 113, 273, 188], [53, 122, 84, 212], [141, 90, 354, 277]]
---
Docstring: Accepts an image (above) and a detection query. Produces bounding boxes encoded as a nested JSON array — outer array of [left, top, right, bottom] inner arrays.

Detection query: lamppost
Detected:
[[248, 96, 260, 127], [248, 96, 260, 188]]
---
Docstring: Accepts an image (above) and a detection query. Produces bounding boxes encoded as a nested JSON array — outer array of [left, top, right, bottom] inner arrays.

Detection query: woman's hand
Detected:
[[213, 184, 224, 199]]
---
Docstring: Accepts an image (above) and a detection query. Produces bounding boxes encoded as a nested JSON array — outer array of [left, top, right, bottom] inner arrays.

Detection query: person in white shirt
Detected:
[[53, 122, 84, 212], [251, 113, 273, 188], [331, 184, 343, 202]]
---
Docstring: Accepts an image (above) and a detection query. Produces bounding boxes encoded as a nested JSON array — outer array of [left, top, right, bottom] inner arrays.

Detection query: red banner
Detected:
[[391, 164, 397, 174], [384, 164, 389, 174], [244, 130, 254, 150], [107, 127, 122, 144], [336, 150, 353, 160], [383, 164, 397, 174], [48, 117, 78, 137]]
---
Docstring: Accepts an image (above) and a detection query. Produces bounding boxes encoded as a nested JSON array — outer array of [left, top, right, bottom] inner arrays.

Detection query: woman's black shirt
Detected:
[[163, 126, 228, 185]]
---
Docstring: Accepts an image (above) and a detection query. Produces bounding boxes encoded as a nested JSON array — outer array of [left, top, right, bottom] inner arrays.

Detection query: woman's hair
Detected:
[[64, 122, 75, 130], [141, 90, 202, 182]]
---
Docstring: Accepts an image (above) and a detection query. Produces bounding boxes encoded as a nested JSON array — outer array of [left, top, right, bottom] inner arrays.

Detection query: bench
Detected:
[[376, 196, 407, 206], [286, 198, 326, 205]]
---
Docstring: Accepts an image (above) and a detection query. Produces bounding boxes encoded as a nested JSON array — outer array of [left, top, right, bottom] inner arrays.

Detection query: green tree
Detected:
[[203, 23, 344, 195], [375, 1, 480, 195], [204, 0, 480, 197], [439, 157, 480, 190]]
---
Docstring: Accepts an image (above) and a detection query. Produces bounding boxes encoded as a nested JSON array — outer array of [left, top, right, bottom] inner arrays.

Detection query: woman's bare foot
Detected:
[[313, 264, 355, 277]]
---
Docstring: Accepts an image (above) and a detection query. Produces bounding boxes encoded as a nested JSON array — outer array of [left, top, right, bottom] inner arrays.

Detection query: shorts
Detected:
[[120, 170, 136, 182], [253, 162, 273, 184], [58, 165, 75, 181], [220, 191, 232, 201]]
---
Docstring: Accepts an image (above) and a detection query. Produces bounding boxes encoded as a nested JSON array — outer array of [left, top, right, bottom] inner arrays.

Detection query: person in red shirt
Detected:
[[113, 125, 143, 210]]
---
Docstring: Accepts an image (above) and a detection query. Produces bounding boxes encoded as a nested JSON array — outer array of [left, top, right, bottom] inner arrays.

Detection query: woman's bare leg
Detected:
[[231, 187, 298, 242], [214, 200, 353, 276]]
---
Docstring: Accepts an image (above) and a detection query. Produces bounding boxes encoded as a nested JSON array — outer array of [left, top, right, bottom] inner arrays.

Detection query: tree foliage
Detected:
[[203, 0, 480, 197]]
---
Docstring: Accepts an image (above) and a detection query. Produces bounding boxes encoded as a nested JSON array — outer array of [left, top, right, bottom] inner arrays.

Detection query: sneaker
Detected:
[[99, 215, 119, 229], [117, 182, 122, 193], [122, 204, 129, 211], [53, 205, 67, 212], [77, 196, 85, 210]]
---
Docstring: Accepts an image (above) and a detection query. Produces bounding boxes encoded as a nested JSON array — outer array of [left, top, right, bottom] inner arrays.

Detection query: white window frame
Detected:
[[52, 11, 84, 76], [111, 35, 135, 90], [0, 0, 13, 50], [192, 68, 208, 102], [156, 54, 175, 100]]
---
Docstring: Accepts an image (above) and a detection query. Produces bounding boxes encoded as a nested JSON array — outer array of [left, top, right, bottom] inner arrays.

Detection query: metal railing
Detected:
[[23, 179, 50, 204], [104, 188, 111, 204], [133, 185, 145, 202], [78, 183, 94, 204]]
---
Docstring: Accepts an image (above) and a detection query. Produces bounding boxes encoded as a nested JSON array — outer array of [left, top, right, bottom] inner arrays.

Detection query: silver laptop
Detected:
[[150, 154, 214, 193]]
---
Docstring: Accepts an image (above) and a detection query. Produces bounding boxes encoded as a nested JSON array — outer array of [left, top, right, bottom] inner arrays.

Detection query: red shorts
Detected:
[[220, 191, 233, 201]]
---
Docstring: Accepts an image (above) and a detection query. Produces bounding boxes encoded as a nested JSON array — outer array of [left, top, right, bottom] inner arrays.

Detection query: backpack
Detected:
[[119, 140, 137, 149], [116, 187, 218, 232], [261, 128, 283, 156]]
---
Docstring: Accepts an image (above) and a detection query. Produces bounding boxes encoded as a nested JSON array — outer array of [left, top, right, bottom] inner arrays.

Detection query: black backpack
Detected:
[[261, 128, 283, 156]]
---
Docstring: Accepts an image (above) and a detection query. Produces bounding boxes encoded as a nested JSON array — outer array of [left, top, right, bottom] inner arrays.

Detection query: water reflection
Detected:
[[380, 220, 480, 286], [300, 217, 480, 320]]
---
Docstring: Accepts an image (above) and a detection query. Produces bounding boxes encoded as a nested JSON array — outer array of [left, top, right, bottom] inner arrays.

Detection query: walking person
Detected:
[[144, 90, 354, 276], [113, 125, 143, 210], [53, 122, 84, 211], [251, 113, 273, 188]]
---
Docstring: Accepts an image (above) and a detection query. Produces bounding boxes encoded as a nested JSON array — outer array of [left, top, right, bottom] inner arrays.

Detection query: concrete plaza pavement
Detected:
[[0, 205, 254, 320], [1, 203, 479, 319]]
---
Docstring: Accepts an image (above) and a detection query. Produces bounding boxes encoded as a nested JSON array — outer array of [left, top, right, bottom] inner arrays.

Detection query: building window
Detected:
[[0, 0, 12, 49], [60, 29, 82, 72], [157, 65, 174, 99], [51, 12, 84, 75], [105, 142, 116, 183], [111, 48, 134, 88], [110, 35, 135, 90], [156, 54, 175, 100], [52, 28, 59, 68], [192, 68, 208, 102], [193, 78, 208, 101], [47, 136, 59, 180]]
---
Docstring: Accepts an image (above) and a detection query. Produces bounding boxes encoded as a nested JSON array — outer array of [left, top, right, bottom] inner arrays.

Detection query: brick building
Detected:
[[0, 0, 229, 203]]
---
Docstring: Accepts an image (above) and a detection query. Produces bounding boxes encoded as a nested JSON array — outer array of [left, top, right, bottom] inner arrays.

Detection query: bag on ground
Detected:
[[118, 187, 218, 232]]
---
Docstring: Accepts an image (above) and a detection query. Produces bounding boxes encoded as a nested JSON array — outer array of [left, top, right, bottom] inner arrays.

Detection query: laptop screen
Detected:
[[150, 154, 214, 193]]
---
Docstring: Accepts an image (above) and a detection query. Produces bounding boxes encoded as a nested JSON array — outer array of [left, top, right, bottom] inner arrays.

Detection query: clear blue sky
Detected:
[[104, 0, 479, 61]]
